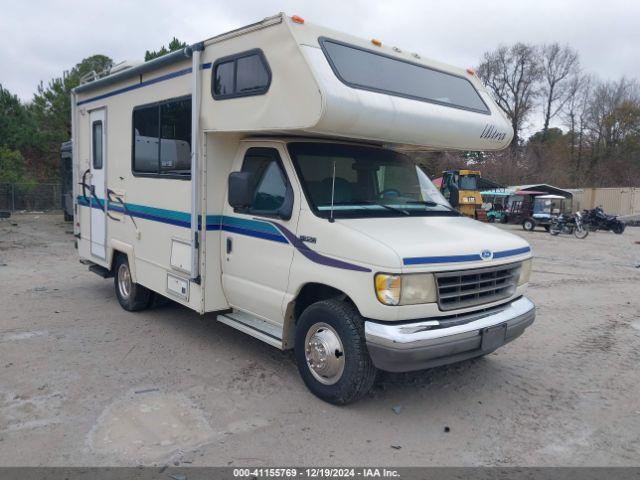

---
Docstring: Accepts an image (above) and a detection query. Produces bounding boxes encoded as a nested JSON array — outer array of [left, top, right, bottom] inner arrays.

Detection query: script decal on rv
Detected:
[[480, 124, 508, 141]]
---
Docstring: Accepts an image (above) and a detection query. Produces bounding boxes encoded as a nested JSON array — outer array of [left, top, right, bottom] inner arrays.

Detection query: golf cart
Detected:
[[507, 191, 570, 231], [481, 189, 512, 223]]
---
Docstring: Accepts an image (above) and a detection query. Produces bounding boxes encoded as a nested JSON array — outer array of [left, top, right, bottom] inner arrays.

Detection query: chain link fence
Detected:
[[0, 183, 63, 212]]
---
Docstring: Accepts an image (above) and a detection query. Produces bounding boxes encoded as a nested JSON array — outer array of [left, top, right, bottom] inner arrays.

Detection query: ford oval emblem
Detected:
[[481, 249, 492, 260]]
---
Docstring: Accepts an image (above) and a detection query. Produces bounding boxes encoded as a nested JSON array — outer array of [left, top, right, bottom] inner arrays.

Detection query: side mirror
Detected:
[[449, 184, 460, 207], [228, 172, 253, 210]]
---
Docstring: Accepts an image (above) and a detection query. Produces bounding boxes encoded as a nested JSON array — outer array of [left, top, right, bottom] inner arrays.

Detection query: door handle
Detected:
[[226, 237, 233, 254]]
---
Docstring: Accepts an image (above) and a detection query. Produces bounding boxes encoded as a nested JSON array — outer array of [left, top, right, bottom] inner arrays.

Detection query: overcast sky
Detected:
[[2, 0, 639, 131]]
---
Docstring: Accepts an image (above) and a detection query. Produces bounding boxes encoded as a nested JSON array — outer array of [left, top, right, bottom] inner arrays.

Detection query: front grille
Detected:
[[434, 263, 521, 311]]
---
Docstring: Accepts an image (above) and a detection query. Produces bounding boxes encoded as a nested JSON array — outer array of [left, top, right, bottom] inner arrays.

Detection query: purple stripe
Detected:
[[264, 220, 372, 273]]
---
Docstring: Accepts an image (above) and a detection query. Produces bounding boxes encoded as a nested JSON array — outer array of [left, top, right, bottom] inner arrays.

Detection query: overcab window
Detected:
[[319, 38, 490, 114], [211, 49, 271, 100]]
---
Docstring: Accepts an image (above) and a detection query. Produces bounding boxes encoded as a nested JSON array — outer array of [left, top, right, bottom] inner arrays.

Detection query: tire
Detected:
[[549, 226, 560, 236], [114, 254, 153, 311], [544, 225, 550, 232], [487, 216, 495, 223], [612, 223, 625, 234], [522, 219, 536, 231], [295, 299, 377, 405], [574, 226, 589, 239]]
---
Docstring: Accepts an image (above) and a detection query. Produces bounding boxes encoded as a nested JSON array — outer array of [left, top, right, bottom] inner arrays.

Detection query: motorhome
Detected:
[[72, 13, 535, 404]]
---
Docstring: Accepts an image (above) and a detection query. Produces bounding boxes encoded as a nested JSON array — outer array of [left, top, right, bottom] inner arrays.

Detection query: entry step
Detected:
[[217, 311, 283, 349], [89, 264, 113, 278]]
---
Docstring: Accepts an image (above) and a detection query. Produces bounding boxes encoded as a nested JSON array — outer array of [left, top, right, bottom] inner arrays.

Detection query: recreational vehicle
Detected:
[[72, 13, 535, 404]]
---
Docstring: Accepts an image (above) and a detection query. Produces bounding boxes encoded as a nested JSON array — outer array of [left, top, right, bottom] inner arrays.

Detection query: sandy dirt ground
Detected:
[[0, 213, 639, 467]]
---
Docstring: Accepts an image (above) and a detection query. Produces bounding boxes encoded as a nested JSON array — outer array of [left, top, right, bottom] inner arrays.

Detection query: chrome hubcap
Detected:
[[304, 323, 345, 385], [117, 263, 132, 299]]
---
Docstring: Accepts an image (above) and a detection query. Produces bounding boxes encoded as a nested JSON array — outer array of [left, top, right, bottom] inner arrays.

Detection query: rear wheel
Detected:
[[487, 215, 496, 223], [114, 254, 153, 311], [522, 219, 536, 231], [295, 299, 377, 405], [612, 222, 625, 234]]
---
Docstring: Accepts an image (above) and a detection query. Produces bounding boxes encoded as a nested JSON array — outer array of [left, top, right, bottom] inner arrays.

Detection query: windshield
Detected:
[[459, 174, 478, 191], [288, 143, 455, 219]]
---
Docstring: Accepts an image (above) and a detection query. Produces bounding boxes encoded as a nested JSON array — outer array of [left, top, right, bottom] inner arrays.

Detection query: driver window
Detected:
[[241, 148, 288, 215]]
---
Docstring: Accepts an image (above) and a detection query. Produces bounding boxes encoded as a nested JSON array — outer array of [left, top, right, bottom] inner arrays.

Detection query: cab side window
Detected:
[[241, 148, 288, 215]]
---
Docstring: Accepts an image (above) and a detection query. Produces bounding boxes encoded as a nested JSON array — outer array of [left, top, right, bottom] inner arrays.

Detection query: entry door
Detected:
[[221, 146, 298, 323], [89, 109, 106, 259]]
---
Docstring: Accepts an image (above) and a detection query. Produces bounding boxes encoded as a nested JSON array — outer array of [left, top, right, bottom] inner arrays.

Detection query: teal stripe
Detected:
[[123, 202, 190, 223]]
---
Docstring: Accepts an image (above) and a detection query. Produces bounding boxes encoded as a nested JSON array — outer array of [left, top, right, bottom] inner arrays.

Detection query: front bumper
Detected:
[[364, 296, 535, 372]]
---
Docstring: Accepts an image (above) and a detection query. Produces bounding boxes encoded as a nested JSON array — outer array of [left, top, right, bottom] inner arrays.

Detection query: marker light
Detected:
[[518, 258, 532, 286], [375, 274, 401, 305], [291, 15, 305, 24], [371, 39, 382, 47], [466, 67, 475, 75]]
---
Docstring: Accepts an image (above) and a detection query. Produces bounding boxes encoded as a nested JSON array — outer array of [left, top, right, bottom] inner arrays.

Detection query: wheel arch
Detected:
[[282, 282, 360, 350], [109, 239, 137, 283]]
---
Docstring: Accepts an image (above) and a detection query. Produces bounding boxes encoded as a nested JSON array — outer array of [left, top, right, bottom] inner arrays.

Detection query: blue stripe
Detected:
[[221, 224, 288, 243], [77, 196, 287, 242], [76, 62, 212, 106], [403, 246, 531, 265], [493, 246, 531, 258], [404, 254, 482, 265]]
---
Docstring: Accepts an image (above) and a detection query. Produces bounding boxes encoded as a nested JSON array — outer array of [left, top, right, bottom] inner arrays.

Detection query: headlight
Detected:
[[374, 273, 437, 306], [518, 258, 532, 286]]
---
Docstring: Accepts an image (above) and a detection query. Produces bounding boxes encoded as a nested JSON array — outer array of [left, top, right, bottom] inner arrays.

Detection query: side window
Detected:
[[92, 121, 103, 169], [240, 148, 288, 215], [211, 49, 271, 100], [132, 96, 191, 178]]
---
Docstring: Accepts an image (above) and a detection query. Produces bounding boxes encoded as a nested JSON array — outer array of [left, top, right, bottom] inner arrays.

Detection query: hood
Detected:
[[339, 215, 531, 271]]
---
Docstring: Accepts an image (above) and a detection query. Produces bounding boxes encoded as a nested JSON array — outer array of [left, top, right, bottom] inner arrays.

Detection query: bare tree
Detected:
[[477, 43, 542, 151], [540, 44, 580, 139], [561, 73, 592, 181]]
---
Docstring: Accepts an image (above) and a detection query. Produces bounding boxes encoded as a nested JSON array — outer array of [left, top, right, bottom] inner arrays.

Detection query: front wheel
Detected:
[[574, 226, 589, 239], [295, 299, 377, 405], [114, 254, 153, 311], [487, 215, 495, 223], [523, 219, 536, 231]]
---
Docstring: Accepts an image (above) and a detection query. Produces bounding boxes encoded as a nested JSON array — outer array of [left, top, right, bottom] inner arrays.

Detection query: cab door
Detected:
[[221, 145, 299, 323]]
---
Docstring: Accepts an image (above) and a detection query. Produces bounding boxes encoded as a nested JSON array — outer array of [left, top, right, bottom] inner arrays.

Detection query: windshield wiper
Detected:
[[406, 200, 461, 214], [358, 200, 410, 216]]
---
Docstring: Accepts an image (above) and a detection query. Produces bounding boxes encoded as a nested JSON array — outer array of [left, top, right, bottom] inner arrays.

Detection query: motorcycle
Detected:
[[582, 206, 626, 234], [549, 211, 589, 239]]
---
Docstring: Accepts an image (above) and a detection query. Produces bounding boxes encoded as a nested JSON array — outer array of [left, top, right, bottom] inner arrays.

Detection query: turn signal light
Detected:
[[371, 39, 382, 47], [291, 15, 305, 24]]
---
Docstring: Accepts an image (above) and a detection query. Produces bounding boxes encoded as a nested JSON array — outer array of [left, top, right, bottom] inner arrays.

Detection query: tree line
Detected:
[[0, 38, 185, 185], [0, 39, 638, 188], [419, 43, 640, 187]]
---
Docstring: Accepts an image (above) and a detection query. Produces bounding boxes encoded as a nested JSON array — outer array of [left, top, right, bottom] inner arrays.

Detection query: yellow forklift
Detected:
[[439, 169, 487, 220]]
